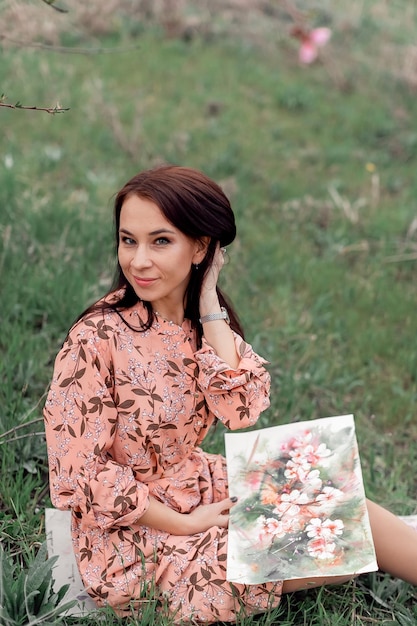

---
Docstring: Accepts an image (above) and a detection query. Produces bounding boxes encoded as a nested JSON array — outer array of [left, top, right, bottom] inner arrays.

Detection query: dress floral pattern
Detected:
[[43, 300, 283, 623]]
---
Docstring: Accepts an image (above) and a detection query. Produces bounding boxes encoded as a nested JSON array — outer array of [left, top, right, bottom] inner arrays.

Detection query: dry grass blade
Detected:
[[384, 252, 417, 263]]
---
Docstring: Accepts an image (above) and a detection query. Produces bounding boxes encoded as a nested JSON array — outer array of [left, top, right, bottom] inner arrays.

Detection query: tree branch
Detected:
[[0, 34, 141, 55], [0, 97, 69, 114], [39, 0, 68, 13]]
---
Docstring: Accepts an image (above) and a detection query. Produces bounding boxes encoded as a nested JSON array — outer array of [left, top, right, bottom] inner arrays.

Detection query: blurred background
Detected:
[[1, 1, 417, 622]]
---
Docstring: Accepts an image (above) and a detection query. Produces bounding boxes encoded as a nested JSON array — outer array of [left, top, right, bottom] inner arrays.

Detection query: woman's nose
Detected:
[[131, 246, 153, 269]]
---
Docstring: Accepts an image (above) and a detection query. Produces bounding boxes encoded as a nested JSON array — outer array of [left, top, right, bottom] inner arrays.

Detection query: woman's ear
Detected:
[[193, 236, 210, 264]]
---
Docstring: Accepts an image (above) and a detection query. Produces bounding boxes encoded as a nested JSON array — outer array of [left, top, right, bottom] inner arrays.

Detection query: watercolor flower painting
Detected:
[[225, 415, 377, 584]]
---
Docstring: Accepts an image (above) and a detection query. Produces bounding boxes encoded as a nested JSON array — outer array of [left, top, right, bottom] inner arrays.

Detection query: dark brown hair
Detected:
[[81, 165, 244, 345]]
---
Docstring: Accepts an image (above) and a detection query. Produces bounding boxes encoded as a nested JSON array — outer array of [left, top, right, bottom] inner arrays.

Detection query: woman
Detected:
[[44, 165, 417, 624]]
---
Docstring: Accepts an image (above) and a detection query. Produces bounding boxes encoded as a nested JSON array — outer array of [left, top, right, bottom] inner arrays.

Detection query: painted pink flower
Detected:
[[292, 430, 313, 448], [245, 470, 263, 490], [301, 443, 332, 466], [316, 486, 344, 506], [306, 517, 344, 540], [291, 26, 332, 65], [307, 537, 336, 560], [274, 489, 309, 517], [322, 518, 344, 537], [282, 515, 304, 535], [256, 515, 286, 542], [288, 447, 311, 465], [304, 469, 322, 492], [284, 459, 311, 482]]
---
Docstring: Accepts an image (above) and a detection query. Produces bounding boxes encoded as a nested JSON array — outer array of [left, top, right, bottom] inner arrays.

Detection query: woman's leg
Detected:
[[366, 499, 417, 584], [282, 499, 417, 594]]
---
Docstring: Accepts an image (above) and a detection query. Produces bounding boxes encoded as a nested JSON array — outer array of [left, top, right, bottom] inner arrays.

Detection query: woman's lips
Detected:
[[133, 277, 157, 287]]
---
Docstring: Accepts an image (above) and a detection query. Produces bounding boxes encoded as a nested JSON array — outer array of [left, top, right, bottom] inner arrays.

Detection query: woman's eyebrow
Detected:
[[149, 228, 176, 236], [119, 227, 176, 236]]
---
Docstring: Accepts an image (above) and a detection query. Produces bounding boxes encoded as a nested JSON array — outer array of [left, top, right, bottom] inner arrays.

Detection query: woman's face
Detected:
[[118, 195, 207, 319]]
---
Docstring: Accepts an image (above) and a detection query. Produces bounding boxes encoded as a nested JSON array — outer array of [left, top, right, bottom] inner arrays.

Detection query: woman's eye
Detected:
[[121, 236, 135, 245], [155, 237, 170, 245]]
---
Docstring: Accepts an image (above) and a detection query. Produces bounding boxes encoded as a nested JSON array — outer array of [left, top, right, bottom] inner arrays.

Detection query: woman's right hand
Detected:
[[185, 497, 238, 534], [138, 495, 237, 535]]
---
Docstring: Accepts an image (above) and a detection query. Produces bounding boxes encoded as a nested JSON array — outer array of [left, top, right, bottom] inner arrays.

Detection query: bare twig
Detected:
[[39, 0, 68, 13], [0, 394, 46, 444], [0, 34, 141, 55], [0, 417, 45, 442], [0, 99, 69, 114], [0, 432, 46, 444]]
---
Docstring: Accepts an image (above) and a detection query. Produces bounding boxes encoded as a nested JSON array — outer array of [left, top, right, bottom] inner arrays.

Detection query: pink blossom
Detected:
[[307, 537, 336, 560], [316, 486, 344, 506], [256, 515, 286, 542], [288, 447, 311, 465], [282, 515, 304, 534], [284, 459, 311, 482], [280, 441, 292, 454], [292, 430, 313, 448], [288, 439, 331, 469], [245, 470, 263, 490], [291, 26, 332, 65], [304, 469, 322, 492], [306, 517, 344, 540], [322, 518, 344, 537], [274, 489, 309, 517], [301, 443, 332, 466]]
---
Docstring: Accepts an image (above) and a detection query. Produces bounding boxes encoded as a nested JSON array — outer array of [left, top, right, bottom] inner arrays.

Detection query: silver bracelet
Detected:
[[199, 307, 230, 325]]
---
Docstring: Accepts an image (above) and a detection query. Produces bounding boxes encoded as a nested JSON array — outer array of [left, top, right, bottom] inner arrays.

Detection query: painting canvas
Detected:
[[225, 415, 378, 584]]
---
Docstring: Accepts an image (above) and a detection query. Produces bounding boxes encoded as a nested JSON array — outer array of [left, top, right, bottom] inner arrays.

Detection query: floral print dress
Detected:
[[43, 300, 283, 623]]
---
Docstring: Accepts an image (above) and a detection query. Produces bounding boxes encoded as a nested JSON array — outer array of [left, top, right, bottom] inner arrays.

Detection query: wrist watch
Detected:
[[199, 307, 230, 325]]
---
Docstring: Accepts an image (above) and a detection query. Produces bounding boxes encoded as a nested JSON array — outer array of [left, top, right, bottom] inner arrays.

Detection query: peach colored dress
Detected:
[[44, 300, 283, 623]]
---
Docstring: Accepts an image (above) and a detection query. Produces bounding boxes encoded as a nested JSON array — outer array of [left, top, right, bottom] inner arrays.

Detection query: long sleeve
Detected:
[[195, 333, 270, 430], [43, 321, 150, 530]]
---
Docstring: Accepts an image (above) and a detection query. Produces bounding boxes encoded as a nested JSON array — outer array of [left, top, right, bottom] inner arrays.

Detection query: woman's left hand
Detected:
[[198, 243, 239, 368], [199, 244, 226, 312]]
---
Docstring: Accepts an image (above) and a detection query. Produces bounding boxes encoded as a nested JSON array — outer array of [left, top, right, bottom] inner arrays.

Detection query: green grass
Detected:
[[1, 1, 417, 623]]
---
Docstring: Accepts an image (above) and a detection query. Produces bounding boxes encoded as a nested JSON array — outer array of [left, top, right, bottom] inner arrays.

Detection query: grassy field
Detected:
[[1, 0, 417, 623]]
